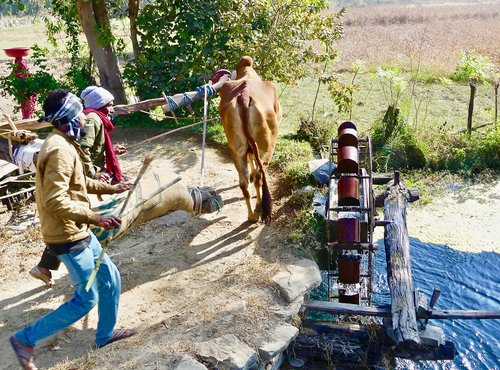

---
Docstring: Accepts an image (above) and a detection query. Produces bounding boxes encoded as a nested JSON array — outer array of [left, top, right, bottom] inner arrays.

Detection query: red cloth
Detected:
[[83, 108, 123, 183]]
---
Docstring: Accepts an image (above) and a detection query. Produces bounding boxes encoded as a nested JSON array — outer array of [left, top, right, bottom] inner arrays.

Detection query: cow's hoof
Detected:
[[247, 214, 259, 223]]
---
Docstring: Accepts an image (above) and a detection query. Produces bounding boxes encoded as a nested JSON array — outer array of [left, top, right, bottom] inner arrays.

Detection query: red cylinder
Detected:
[[338, 218, 360, 243], [338, 121, 358, 148], [338, 255, 361, 284], [337, 146, 359, 174], [338, 176, 360, 206], [338, 121, 357, 132], [339, 291, 360, 304]]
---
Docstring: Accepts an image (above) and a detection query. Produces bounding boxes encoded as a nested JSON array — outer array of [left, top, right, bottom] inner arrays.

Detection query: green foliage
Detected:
[[272, 137, 315, 187], [371, 115, 427, 171], [295, 116, 336, 154], [0, 45, 61, 111], [285, 187, 326, 251], [124, 0, 345, 103], [431, 126, 500, 175], [288, 207, 326, 251], [451, 50, 495, 84], [206, 122, 227, 147], [0, 0, 27, 13], [375, 66, 408, 107], [124, 0, 234, 102], [326, 78, 354, 114]]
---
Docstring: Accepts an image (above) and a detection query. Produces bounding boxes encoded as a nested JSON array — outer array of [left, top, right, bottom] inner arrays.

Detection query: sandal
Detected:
[[189, 187, 224, 214], [29, 266, 53, 287], [96, 328, 137, 348], [10, 335, 37, 370]]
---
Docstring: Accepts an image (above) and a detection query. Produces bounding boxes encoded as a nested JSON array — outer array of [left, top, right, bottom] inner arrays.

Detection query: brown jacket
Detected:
[[35, 129, 116, 244]]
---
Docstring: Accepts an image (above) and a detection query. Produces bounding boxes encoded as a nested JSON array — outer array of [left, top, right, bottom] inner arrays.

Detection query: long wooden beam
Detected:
[[1, 74, 232, 131], [303, 300, 500, 320]]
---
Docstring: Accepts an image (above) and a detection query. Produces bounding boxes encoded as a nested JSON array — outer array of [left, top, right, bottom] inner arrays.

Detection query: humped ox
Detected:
[[218, 56, 281, 224]]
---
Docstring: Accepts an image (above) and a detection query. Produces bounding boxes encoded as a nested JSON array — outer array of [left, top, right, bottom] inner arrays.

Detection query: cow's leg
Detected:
[[252, 163, 263, 216], [233, 154, 258, 222], [246, 153, 262, 217]]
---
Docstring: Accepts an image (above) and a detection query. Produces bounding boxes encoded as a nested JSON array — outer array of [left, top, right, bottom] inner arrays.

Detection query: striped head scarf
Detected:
[[39, 93, 83, 140]]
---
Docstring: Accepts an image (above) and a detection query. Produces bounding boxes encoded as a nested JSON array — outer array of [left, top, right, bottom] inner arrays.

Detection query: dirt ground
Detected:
[[0, 127, 301, 370], [0, 125, 498, 370]]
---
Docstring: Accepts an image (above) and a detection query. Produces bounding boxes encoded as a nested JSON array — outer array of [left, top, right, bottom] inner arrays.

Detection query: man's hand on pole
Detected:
[[98, 215, 122, 229], [114, 182, 132, 193]]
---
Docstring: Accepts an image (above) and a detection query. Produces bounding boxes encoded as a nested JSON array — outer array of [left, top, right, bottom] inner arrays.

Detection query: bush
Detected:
[[371, 114, 427, 171], [272, 138, 315, 187], [295, 117, 337, 154], [0, 46, 63, 115], [432, 126, 500, 175]]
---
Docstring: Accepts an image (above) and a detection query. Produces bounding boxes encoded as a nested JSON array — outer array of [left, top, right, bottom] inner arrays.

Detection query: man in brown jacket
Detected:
[[10, 90, 136, 370]]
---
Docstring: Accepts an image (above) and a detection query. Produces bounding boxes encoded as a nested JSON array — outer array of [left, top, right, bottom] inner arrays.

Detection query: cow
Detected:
[[218, 56, 281, 225]]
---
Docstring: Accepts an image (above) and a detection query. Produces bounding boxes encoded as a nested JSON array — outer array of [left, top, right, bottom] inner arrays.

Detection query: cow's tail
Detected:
[[237, 94, 272, 225]]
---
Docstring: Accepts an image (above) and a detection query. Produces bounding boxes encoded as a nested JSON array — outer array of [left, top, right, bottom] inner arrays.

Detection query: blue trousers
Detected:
[[15, 232, 121, 347]]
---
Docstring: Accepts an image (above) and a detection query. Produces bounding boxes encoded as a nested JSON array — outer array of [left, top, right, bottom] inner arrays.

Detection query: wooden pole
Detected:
[[303, 300, 500, 320], [384, 183, 421, 346], [113, 74, 231, 116], [3, 74, 231, 130], [467, 80, 477, 135], [85, 154, 154, 292], [125, 117, 218, 151]]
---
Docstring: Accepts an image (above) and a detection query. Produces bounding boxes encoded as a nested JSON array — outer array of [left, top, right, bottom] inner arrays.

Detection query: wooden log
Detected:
[[3, 74, 233, 130], [372, 172, 393, 185], [384, 183, 421, 346], [287, 321, 384, 367], [394, 340, 457, 361], [304, 300, 391, 317], [425, 310, 500, 320], [113, 97, 166, 116], [304, 300, 500, 320], [114, 74, 231, 116], [0, 118, 51, 132]]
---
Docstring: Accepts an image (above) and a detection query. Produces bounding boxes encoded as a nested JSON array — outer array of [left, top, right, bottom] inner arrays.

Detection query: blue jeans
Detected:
[[15, 232, 121, 347]]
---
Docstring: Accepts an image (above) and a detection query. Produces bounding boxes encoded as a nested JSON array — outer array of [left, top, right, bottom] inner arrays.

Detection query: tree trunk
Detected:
[[76, 0, 127, 104], [383, 182, 420, 346], [467, 80, 477, 135], [128, 0, 141, 60]]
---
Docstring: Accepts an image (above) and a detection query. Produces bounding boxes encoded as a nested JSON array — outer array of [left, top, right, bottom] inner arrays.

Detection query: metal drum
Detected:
[[338, 121, 358, 148], [338, 254, 361, 284], [339, 291, 360, 304], [338, 176, 360, 206], [337, 146, 359, 174], [338, 218, 361, 243]]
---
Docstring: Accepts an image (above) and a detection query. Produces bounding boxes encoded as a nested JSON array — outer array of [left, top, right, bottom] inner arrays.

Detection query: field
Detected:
[[282, 2, 500, 131], [333, 2, 500, 72]]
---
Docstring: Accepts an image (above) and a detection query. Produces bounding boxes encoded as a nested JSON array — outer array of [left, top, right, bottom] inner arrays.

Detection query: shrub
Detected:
[[0, 46, 62, 114], [432, 126, 500, 175], [272, 138, 315, 187], [451, 50, 495, 84], [371, 117, 427, 171], [295, 117, 337, 154], [286, 187, 327, 251]]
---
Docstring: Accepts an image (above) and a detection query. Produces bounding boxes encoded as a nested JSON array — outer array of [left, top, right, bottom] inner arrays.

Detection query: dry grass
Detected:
[[332, 2, 500, 73]]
